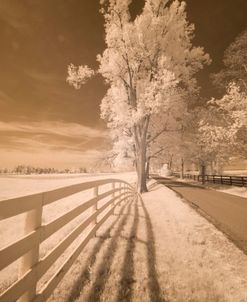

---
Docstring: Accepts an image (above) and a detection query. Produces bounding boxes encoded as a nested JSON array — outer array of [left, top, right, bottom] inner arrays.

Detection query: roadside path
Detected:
[[153, 176, 247, 253]]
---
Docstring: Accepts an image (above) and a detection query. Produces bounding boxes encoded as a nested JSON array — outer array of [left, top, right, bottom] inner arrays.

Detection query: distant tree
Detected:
[[200, 83, 247, 160], [67, 0, 210, 192], [198, 29, 247, 173], [79, 167, 87, 173], [211, 28, 247, 91], [14, 165, 25, 174], [146, 91, 191, 177], [0, 168, 9, 174]]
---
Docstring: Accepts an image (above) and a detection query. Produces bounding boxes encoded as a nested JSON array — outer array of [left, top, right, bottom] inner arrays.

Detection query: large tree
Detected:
[[67, 0, 210, 193]]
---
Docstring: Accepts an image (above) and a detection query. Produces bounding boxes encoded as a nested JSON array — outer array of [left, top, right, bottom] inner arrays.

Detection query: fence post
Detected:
[[220, 175, 223, 185], [92, 186, 98, 229], [213, 175, 215, 183], [18, 196, 43, 302], [241, 177, 244, 187]]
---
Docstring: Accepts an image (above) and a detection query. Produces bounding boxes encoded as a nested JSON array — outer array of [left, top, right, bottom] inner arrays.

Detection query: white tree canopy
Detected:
[[67, 0, 210, 192]]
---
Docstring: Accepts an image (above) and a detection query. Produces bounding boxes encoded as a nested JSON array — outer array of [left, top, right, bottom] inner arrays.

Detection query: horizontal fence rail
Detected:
[[172, 172, 247, 187], [0, 178, 136, 302]]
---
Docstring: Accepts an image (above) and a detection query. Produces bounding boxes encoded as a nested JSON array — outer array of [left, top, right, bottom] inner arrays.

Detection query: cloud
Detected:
[[0, 148, 104, 169], [0, 120, 109, 140], [0, 2, 28, 33], [0, 121, 111, 168]]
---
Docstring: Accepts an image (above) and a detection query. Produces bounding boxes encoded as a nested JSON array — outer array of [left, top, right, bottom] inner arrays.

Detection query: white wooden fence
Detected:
[[0, 178, 135, 302]]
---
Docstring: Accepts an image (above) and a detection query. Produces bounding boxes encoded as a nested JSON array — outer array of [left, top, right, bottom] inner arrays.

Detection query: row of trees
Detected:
[[113, 27, 247, 180], [0, 166, 88, 175], [155, 8, 246, 180], [151, 28, 247, 178], [198, 28, 247, 171]]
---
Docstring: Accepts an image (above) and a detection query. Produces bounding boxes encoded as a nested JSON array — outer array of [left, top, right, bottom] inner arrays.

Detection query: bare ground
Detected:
[[46, 181, 247, 302]]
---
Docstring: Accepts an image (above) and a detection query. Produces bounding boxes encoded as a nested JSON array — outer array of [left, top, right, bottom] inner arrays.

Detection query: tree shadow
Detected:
[[84, 200, 133, 302], [68, 192, 167, 302], [115, 195, 167, 302], [140, 196, 167, 302], [148, 182, 164, 192], [67, 199, 132, 302], [153, 177, 205, 189], [114, 197, 139, 301]]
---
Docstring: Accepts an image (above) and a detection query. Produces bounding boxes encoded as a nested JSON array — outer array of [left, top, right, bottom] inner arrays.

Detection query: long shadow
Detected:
[[148, 181, 160, 191], [148, 183, 164, 192], [85, 201, 133, 302], [114, 196, 139, 301], [140, 197, 167, 302], [67, 199, 132, 302], [153, 176, 205, 189]]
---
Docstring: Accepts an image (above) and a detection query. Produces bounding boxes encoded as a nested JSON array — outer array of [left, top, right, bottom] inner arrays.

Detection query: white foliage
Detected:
[[97, 0, 210, 137], [214, 82, 247, 130], [199, 81, 247, 161], [67, 0, 210, 187], [66, 64, 94, 89]]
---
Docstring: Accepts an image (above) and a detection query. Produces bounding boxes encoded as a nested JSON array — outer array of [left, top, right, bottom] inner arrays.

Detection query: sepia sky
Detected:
[[0, 0, 246, 168]]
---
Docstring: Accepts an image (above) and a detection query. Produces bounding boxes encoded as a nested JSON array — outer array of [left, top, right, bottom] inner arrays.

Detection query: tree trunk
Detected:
[[132, 115, 150, 193], [136, 139, 148, 193], [146, 157, 150, 180], [180, 158, 184, 179], [209, 161, 214, 174], [168, 154, 173, 170], [201, 163, 206, 184]]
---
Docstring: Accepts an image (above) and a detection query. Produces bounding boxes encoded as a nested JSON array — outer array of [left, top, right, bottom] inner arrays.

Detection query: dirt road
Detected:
[[154, 176, 247, 253]]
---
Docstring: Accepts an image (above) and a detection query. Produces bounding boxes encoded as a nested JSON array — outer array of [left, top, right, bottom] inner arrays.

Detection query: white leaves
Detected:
[[144, 0, 169, 15], [136, 68, 178, 116], [66, 64, 95, 89], [199, 81, 247, 160], [96, 0, 210, 165], [214, 82, 247, 127], [66, 0, 211, 169]]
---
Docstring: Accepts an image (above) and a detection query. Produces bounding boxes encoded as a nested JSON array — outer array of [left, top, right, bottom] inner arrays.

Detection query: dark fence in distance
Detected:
[[172, 173, 247, 187]]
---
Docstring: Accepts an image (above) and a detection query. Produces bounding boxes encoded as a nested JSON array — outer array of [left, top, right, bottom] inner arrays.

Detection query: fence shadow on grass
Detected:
[[68, 192, 166, 302], [84, 200, 133, 302], [67, 199, 132, 302]]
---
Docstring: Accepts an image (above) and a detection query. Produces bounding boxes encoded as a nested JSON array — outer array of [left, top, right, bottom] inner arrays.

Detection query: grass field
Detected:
[[1, 174, 247, 301], [0, 172, 136, 295]]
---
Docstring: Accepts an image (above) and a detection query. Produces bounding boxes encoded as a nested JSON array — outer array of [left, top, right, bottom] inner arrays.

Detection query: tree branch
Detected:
[[149, 147, 165, 159]]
